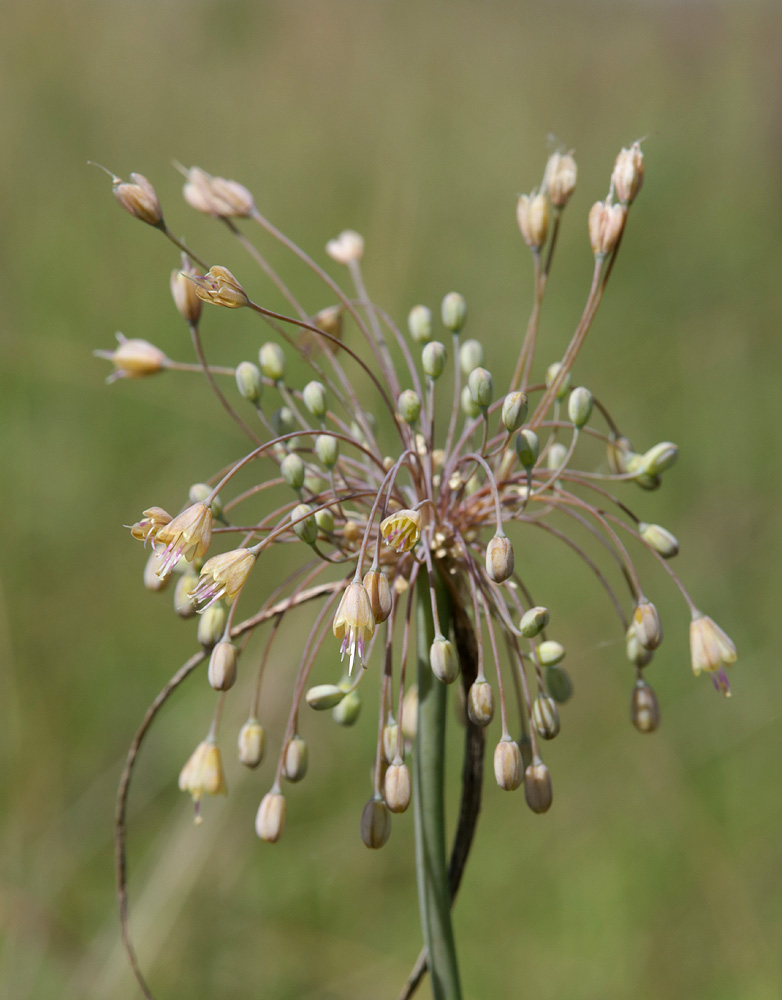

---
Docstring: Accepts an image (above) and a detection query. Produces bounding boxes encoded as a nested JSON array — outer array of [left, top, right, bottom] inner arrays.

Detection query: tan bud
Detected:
[[611, 142, 644, 206], [191, 266, 248, 309], [326, 229, 364, 264], [237, 718, 265, 768], [532, 694, 561, 740], [631, 680, 660, 734], [174, 571, 199, 618], [95, 333, 169, 384], [208, 641, 238, 691], [255, 791, 286, 842], [363, 569, 392, 624], [401, 685, 418, 741], [382, 723, 400, 764], [524, 758, 553, 813], [361, 797, 391, 849], [143, 549, 170, 591], [588, 200, 626, 257], [544, 151, 578, 208], [430, 637, 459, 684], [384, 762, 411, 813], [632, 598, 663, 651], [485, 533, 514, 584], [209, 176, 255, 217], [113, 172, 163, 226], [494, 738, 523, 791], [170, 260, 203, 325], [517, 191, 549, 248], [282, 736, 308, 783], [467, 680, 494, 727]]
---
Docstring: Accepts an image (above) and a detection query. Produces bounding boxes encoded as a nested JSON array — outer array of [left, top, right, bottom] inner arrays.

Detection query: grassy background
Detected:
[[2, 1, 781, 998]]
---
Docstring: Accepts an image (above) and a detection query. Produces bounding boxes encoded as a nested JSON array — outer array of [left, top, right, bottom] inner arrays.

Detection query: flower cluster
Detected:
[[100, 144, 737, 854]]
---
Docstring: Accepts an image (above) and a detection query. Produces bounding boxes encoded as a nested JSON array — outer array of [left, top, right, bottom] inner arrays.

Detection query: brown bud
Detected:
[[494, 738, 523, 791], [630, 680, 660, 734], [384, 762, 411, 813], [485, 533, 515, 584], [361, 797, 391, 849], [467, 680, 494, 727], [113, 172, 163, 226], [588, 200, 626, 257], [363, 569, 392, 624], [524, 758, 553, 814]]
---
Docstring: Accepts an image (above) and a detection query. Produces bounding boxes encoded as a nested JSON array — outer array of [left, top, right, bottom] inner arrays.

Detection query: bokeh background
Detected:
[[2, 1, 781, 998]]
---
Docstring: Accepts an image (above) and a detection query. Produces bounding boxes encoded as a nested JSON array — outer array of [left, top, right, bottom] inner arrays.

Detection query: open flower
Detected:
[[332, 581, 375, 675], [190, 548, 256, 610], [690, 613, 737, 696], [380, 509, 421, 553], [129, 506, 172, 546], [155, 501, 212, 576], [178, 738, 227, 822]]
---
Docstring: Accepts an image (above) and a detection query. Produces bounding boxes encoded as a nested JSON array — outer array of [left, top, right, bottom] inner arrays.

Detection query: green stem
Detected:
[[414, 572, 463, 1000]]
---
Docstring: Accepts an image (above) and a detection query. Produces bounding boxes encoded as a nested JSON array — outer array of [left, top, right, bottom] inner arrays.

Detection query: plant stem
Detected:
[[414, 572, 463, 1000]]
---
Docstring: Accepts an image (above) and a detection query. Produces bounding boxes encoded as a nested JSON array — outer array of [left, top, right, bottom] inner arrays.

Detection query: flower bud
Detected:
[[398, 389, 422, 424], [363, 569, 392, 624], [95, 333, 169, 383], [408, 304, 433, 343], [170, 259, 203, 324], [639, 441, 678, 476], [302, 380, 327, 419], [174, 570, 199, 617], [538, 640, 565, 666], [282, 736, 308, 783], [485, 533, 515, 584], [494, 738, 523, 791], [532, 694, 561, 740], [612, 142, 644, 206], [639, 522, 679, 559], [588, 200, 626, 257], [545, 664, 573, 703], [306, 684, 346, 710], [502, 391, 529, 432], [545, 362, 571, 400], [315, 434, 339, 469], [461, 385, 482, 418], [178, 739, 226, 819], [544, 152, 577, 208], [208, 640, 238, 691], [197, 603, 226, 648], [313, 509, 333, 536], [281, 453, 305, 490], [520, 605, 550, 638], [238, 719, 265, 768], [516, 191, 549, 249], [632, 598, 663, 651], [259, 342, 286, 382], [630, 679, 660, 734], [468, 367, 494, 409], [401, 685, 418, 740], [361, 796, 391, 849], [441, 292, 467, 333], [547, 442, 568, 471], [459, 338, 484, 375], [429, 637, 459, 684], [235, 361, 263, 403], [422, 341, 447, 380], [326, 229, 364, 264], [187, 484, 222, 519], [112, 172, 163, 226], [143, 549, 171, 591], [515, 429, 540, 469], [382, 724, 399, 764], [384, 762, 411, 813], [256, 791, 286, 842], [568, 386, 594, 428], [273, 406, 295, 437], [332, 689, 362, 726], [524, 758, 553, 813], [467, 680, 494, 726], [291, 503, 318, 545], [626, 625, 654, 667], [191, 266, 248, 308], [209, 175, 255, 216]]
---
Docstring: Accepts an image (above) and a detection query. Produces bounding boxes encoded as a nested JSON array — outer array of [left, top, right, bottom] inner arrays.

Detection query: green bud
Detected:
[[259, 341, 285, 381], [502, 391, 528, 432], [306, 684, 345, 710], [422, 341, 446, 379], [189, 482, 222, 518], [520, 605, 550, 638], [441, 291, 467, 333], [197, 603, 226, 648], [468, 366, 494, 409], [282, 736, 308, 782], [302, 380, 327, 419], [408, 304, 433, 343], [459, 338, 484, 375], [515, 429, 540, 468], [315, 507, 335, 533], [332, 689, 361, 726], [639, 522, 679, 559], [631, 679, 660, 734], [281, 452, 305, 490], [304, 472, 327, 494], [547, 442, 568, 471], [398, 389, 422, 424], [235, 361, 263, 402], [461, 385, 482, 418], [545, 362, 571, 400], [532, 694, 560, 740], [272, 406, 295, 437], [568, 386, 594, 428], [640, 441, 678, 476], [545, 664, 573, 703], [315, 433, 339, 468], [430, 636, 459, 684], [291, 503, 318, 545], [538, 640, 565, 666]]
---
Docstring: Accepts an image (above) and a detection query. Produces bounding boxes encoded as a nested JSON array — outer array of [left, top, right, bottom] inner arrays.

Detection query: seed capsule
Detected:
[[461, 385, 482, 418], [467, 680, 494, 726], [112, 172, 163, 226], [515, 429, 540, 468], [547, 442, 568, 471], [398, 389, 422, 424], [467, 366, 494, 409], [611, 142, 645, 206], [626, 625, 654, 667], [291, 503, 318, 545], [588, 200, 626, 257], [640, 441, 678, 476], [170, 258, 203, 324], [516, 191, 549, 249], [630, 680, 660, 733], [524, 758, 553, 813], [281, 453, 305, 491], [568, 386, 594, 428], [544, 151, 577, 208], [143, 549, 170, 591], [459, 338, 484, 375], [545, 362, 572, 400], [494, 738, 523, 791], [382, 723, 399, 764], [256, 791, 286, 842], [174, 571, 199, 618], [361, 797, 391, 849], [306, 684, 346, 710], [197, 603, 226, 648], [363, 569, 392, 624], [639, 522, 679, 559], [545, 664, 573, 704]]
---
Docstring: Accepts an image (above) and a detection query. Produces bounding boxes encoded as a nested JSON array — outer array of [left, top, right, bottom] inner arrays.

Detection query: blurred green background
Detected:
[[2, 1, 781, 998]]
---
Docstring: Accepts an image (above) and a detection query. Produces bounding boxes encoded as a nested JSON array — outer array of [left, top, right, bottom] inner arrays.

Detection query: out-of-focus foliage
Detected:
[[1, 2, 780, 998]]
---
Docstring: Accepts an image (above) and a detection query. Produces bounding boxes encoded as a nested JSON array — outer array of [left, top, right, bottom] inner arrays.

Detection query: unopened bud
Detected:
[[315, 434, 339, 469], [545, 664, 573, 703], [302, 380, 327, 419], [208, 641, 238, 691], [639, 522, 679, 559], [408, 304, 433, 343], [281, 453, 305, 490], [429, 637, 459, 684], [363, 569, 392, 624], [441, 292, 467, 333], [468, 367, 494, 409], [95, 333, 169, 383], [568, 386, 594, 428], [306, 684, 345, 710], [547, 442, 568, 471], [188, 483, 221, 518], [544, 152, 577, 208], [235, 361, 263, 402], [532, 694, 561, 740], [516, 191, 549, 249], [384, 762, 411, 813], [209, 175, 255, 216], [524, 758, 553, 813], [398, 389, 422, 424], [516, 428, 539, 468], [612, 142, 645, 206], [174, 570, 199, 617], [459, 338, 484, 375], [502, 391, 529, 432], [326, 229, 364, 265], [291, 503, 318, 545], [143, 549, 170, 591], [632, 598, 663, 651], [545, 362, 572, 400], [361, 796, 391, 849], [401, 685, 418, 741], [191, 265, 248, 308], [422, 341, 447, 380], [485, 533, 514, 584], [520, 605, 549, 638], [467, 680, 494, 726], [461, 385, 482, 418], [238, 718, 265, 768], [315, 507, 334, 534], [494, 738, 523, 791], [259, 342, 286, 381], [197, 603, 226, 648], [255, 791, 286, 842], [170, 261, 203, 324], [626, 624, 654, 667], [631, 679, 660, 733], [282, 736, 308, 782], [639, 441, 678, 476], [382, 724, 399, 764], [538, 640, 565, 666], [588, 200, 626, 257], [272, 406, 295, 437], [332, 689, 361, 726], [112, 172, 163, 226]]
